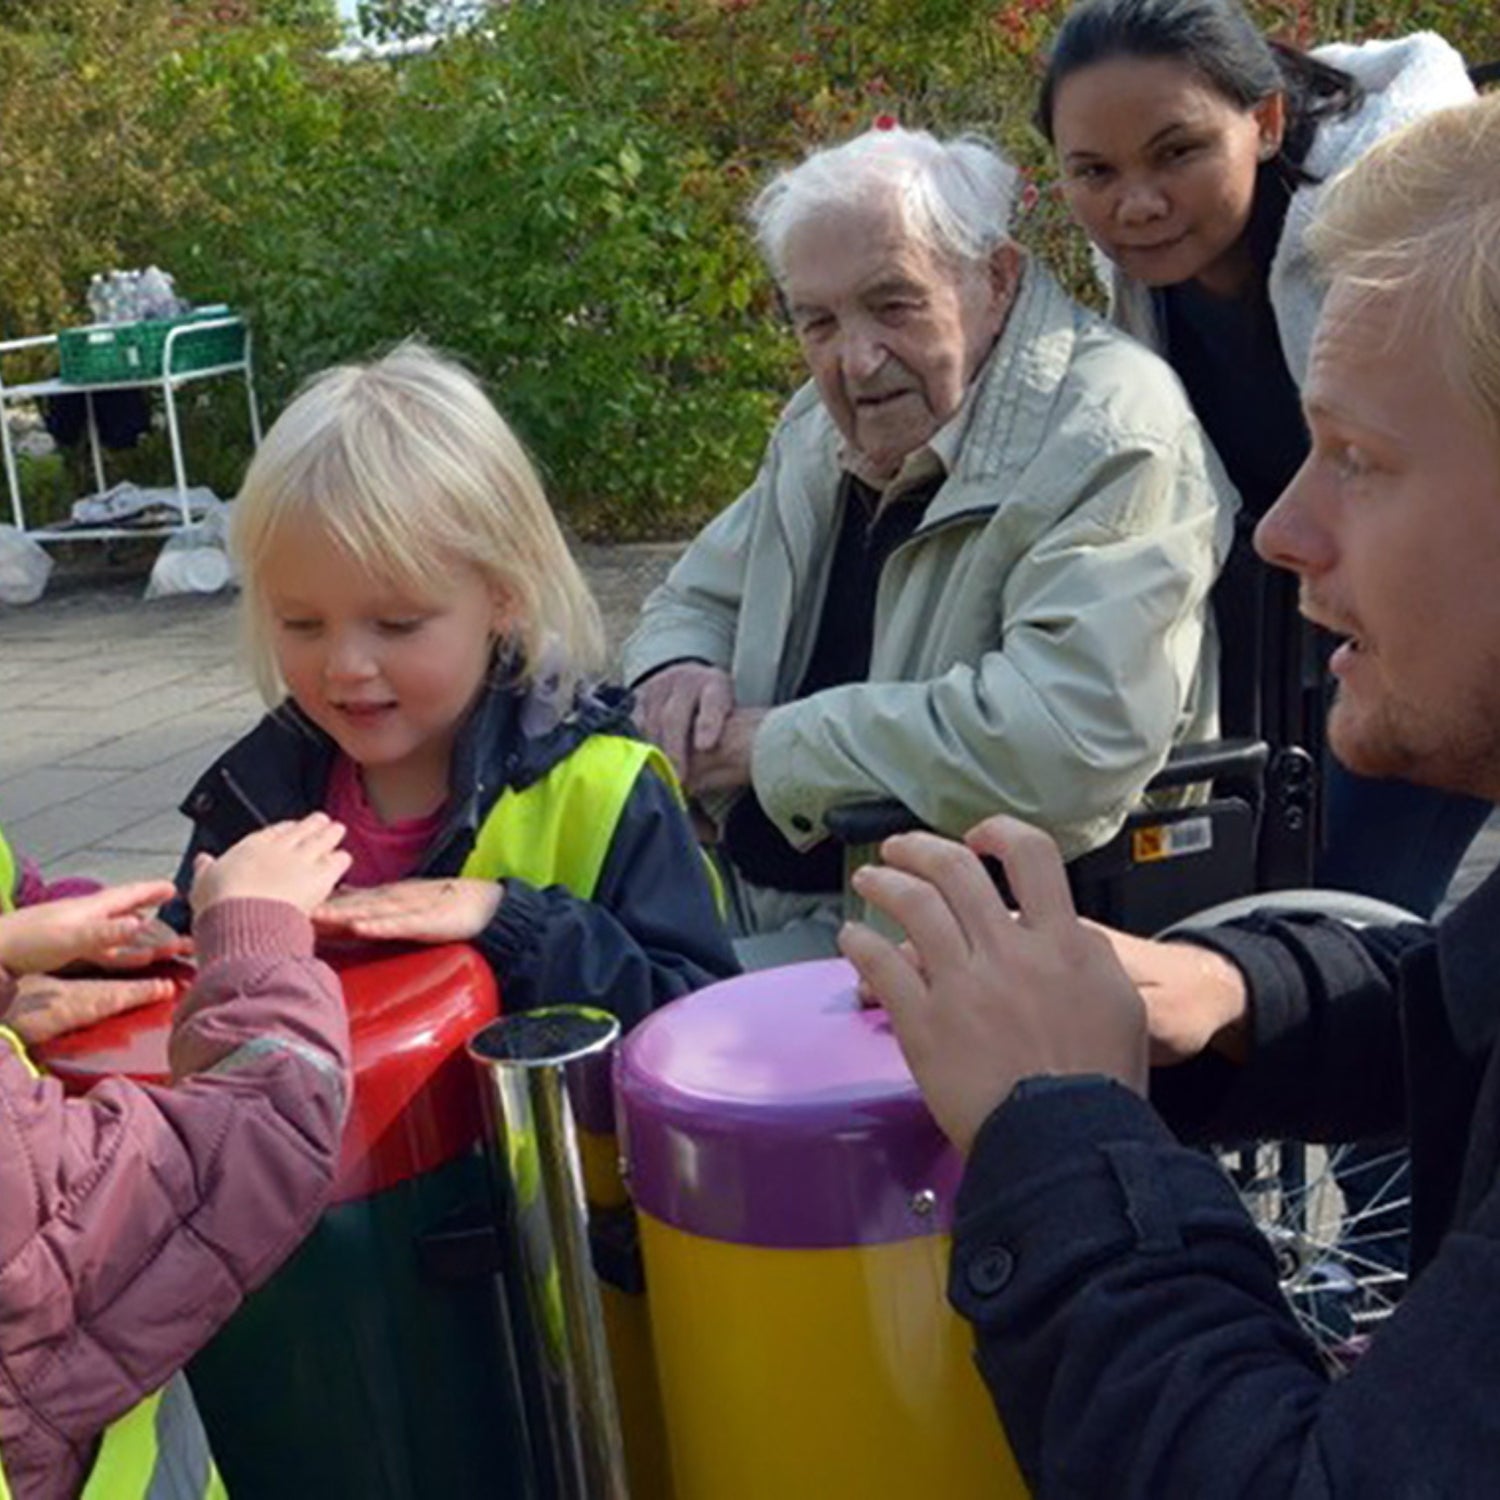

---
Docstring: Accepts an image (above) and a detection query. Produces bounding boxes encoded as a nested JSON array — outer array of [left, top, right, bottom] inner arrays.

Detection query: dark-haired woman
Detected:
[[1038, 1, 1485, 923]]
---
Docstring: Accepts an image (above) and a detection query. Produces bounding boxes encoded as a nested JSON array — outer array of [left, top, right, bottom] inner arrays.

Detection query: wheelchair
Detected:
[[824, 513, 1418, 1367]]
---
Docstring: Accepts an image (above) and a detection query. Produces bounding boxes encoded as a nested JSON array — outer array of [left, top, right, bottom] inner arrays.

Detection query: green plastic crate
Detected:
[[58, 312, 246, 386]]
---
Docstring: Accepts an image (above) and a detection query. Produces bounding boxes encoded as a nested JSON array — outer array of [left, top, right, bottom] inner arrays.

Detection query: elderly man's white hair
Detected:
[[750, 126, 1021, 282]]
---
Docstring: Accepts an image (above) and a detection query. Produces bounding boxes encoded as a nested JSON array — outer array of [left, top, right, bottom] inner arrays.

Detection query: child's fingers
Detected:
[[237, 813, 331, 849], [76, 975, 180, 1015], [312, 902, 439, 940], [76, 915, 152, 956], [77, 880, 178, 920], [98, 932, 194, 970], [339, 916, 430, 940], [9, 974, 178, 1046], [285, 813, 345, 853], [337, 897, 427, 926], [313, 893, 382, 922], [304, 851, 354, 909], [312, 884, 387, 926]]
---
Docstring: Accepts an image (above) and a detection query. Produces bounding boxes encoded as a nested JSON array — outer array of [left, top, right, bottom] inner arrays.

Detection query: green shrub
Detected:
[[0, 0, 1495, 535], [153, 6, 797, 535]]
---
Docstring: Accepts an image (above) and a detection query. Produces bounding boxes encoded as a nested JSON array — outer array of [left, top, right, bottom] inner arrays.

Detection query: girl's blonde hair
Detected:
[[232, 340, 606, 704], [1307, 93, 1500, 446]]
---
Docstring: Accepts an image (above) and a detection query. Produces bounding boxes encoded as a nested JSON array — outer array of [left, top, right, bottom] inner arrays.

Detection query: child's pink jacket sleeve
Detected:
[[0, 899, 351, 1497]]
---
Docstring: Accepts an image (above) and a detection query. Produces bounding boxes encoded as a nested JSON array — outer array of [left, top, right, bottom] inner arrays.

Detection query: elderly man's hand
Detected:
[[634, 663, 736, 780], [839, 815, 1148, 1154], [685, 707, 768, 796]]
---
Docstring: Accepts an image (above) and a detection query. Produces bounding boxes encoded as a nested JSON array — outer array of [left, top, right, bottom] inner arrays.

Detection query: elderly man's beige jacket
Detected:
[[622, 264, 1238, 863]]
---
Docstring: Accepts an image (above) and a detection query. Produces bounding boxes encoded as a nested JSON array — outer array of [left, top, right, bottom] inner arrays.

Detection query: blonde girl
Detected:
[[170, 342, 735, 1021]]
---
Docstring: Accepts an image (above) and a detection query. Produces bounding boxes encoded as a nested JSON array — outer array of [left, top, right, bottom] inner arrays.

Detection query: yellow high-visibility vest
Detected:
[[0, 1032, 227, 1499], [0, 1377, 229, 1499], [0, 826, 16, 914], [460, 733, 723, 911]]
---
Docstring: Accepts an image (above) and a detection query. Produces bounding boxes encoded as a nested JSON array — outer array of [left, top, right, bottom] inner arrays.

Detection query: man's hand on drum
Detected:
[[633, 662, 736, 782], [841, 815, 1256, 1151], [839, 816, 1151, 1153]]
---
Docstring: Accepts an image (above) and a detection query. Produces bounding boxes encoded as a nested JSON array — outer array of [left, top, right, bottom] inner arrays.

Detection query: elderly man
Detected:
[[623, 125, 1236, 965], [845, 95, 1500, 1494]]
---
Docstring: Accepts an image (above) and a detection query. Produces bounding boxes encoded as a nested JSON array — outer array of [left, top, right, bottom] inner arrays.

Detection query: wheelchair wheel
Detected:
[[1166, 891, 1422, 1371], [1226, 1137, 1409, 1371]]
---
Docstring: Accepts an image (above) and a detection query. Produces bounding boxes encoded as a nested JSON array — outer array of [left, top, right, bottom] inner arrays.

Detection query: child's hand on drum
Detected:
[[85, 914, 193, 972], [3, 972, 179, 1045], [191, 814, 352, 919], [313, 878, 503, 944], [0, 880, 178, 976]]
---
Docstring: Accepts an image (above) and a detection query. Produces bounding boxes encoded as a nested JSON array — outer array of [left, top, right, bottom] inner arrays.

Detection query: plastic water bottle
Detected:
[[86, 274, 108, 325]]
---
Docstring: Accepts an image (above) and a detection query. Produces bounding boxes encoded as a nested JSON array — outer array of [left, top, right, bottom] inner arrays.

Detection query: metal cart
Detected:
[[0, 315, 261, 542]]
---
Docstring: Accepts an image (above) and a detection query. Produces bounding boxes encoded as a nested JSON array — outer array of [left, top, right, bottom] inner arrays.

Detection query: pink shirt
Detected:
[[13, 856, 101, 906], [324, 756, 446, 888]]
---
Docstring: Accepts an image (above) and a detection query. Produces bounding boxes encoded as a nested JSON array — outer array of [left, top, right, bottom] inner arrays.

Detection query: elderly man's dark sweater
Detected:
[[722, 470, 937, 893]]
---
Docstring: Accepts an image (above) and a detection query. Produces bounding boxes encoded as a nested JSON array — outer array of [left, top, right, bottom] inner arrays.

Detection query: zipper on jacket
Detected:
[[220, 768, 274, 830]]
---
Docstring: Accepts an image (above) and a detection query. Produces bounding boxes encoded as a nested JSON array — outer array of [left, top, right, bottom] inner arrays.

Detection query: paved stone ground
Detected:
[[4, 548, 1499, 911], [0, 544, 682, 886]]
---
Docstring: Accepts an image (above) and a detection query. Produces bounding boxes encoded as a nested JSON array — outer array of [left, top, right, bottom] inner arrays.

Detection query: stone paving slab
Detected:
[[3, 550, 1498, 911], [0, 546, 682, 884]]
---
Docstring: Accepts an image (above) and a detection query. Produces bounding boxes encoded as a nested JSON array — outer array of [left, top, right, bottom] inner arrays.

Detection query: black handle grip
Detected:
[[824, 799, 928, 845]]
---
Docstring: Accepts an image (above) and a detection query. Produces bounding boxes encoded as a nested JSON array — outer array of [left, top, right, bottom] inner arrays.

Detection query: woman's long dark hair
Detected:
[[1035, 0, 1363, 179]]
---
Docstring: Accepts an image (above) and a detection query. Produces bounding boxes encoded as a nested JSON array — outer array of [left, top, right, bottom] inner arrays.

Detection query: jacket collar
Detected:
[[939, 261, 1081, 502], [1435, 855, 1500, 1056], [182, 662, 639, 850]]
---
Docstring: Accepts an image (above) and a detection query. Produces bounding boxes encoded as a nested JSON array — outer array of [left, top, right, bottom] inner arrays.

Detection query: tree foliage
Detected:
[[0, 0, 1495, 534]]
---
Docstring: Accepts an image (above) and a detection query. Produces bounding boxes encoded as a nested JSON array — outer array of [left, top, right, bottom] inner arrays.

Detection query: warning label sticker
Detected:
[[1131, 817, 1213, 865]]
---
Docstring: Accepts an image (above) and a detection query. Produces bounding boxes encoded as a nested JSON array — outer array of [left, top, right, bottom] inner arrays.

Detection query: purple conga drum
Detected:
[[616, 959, 1027, 1498]]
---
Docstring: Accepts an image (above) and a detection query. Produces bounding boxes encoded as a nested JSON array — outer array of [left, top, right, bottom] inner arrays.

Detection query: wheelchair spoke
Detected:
[[1225, 1137, 1411, 1367]]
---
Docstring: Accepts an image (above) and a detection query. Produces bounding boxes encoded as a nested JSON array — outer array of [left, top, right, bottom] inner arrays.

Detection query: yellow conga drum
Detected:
[[616, 959, 1027, 1500]]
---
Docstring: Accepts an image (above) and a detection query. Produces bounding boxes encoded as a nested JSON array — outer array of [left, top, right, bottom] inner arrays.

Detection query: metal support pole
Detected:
[[160, 327, 191, 524], [243, 330, 263, 447], [84, 390, 106, 500], [469, 1008, 631, 1500], [0, 379, 24, 532]]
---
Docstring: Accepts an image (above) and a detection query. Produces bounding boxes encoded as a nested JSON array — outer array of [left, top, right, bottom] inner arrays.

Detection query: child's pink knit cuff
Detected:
[[194, 899, 316, 965]]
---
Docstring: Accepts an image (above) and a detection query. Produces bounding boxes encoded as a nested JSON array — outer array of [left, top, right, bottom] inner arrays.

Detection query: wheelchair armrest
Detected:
[[823, 798, 926, 846], [824, 739, 1271, 847], [1146, 737, 1269, 793]]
